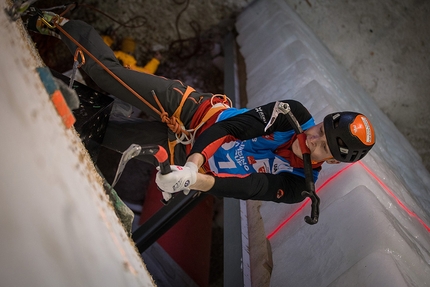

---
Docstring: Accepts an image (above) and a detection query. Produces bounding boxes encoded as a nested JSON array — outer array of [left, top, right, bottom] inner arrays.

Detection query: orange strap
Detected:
[[200, 95, 231, 125], [165, 86, 196, 163], [167, 98, 229, 165], [173, 86, 195, 119]]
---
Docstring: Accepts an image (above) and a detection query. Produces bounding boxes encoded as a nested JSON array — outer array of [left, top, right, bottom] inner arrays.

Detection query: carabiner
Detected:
[[73, 48, 85, 68]]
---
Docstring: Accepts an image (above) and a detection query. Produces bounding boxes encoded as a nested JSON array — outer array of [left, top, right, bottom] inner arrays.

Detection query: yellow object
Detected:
[[113, 50, 137, 67], [121, 37, 136, 54], [113, 51, 160, 74], [102, 35, 114, 47], [138, 57, 160, 74], [103, 34, 160, 74]]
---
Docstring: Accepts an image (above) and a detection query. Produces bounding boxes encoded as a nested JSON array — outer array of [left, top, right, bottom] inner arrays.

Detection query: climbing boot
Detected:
[[25, 9, 68, 38]]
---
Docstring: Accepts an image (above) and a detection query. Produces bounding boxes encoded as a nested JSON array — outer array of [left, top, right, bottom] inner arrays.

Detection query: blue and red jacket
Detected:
[[190, 100, 322, 204]]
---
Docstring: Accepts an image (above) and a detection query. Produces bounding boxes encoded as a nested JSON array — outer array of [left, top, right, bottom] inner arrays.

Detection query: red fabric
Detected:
[[189, 97, 228, 132], [297, 133, 310, 154], [186, 98, 226, 155], [140, 171, 214, 287], [275, 134, 323, 170]]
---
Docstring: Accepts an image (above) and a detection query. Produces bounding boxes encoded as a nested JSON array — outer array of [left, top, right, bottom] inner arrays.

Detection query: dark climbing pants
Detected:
[[60, 20, 212, 164]]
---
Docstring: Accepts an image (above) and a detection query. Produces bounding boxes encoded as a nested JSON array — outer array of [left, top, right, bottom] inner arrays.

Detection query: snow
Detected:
[[236, 0, 430, 286]]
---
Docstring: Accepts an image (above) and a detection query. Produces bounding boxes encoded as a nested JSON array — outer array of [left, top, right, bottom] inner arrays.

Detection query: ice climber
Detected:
[[27, 12, 376, 206]]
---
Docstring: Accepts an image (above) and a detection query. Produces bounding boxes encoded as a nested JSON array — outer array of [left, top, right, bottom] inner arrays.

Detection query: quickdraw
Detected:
[[69, 48, 85, 88]]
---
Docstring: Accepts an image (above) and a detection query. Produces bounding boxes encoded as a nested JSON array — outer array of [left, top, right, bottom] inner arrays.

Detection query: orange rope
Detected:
[[152, 91, 191, 137], [54, 21, 189, 138]]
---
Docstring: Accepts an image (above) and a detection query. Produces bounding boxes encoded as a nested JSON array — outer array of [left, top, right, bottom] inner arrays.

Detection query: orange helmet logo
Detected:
[[350, 115, 375, 146]]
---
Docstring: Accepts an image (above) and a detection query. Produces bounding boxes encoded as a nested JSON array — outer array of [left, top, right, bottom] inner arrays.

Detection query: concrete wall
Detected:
[[0, 2, 155, 286], [236, 0, 430, 286]]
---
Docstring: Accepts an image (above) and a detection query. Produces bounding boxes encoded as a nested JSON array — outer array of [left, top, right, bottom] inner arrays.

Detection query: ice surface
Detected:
[[0, 3, 154, 286], [236, 0, 430, 286]]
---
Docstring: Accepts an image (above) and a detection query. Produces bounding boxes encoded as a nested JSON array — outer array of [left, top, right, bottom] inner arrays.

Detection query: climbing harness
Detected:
[[172, 93, 232, 146], [10, 1, 233, 162], [29, 5, 232, 163], [160, 90, 231, 163]]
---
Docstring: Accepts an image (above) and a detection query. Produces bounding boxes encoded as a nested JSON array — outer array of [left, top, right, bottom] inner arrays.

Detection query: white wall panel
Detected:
[[236, 0, 430, 286]]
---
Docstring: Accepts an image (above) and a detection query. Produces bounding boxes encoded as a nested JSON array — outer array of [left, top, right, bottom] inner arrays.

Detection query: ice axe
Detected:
[[111, 144, 171, 193], [109, 143, 207, 252], [264, 102, 320, 225]]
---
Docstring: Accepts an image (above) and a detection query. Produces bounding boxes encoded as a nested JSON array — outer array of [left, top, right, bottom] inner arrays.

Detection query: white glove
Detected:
[[161, 191, 173, 202], [156, 162, 198, 196]]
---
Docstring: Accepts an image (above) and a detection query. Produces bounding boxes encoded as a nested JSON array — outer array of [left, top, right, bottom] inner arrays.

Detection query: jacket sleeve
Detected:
[[190, 99, 312, 161], [207, 171, 308, 204]]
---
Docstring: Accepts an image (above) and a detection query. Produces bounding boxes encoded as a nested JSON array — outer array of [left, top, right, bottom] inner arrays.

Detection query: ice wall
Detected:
[[0, 2, 155, 286], [235, 0, 430, 286]]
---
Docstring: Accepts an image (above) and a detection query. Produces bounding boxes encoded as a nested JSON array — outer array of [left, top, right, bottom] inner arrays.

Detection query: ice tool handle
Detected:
[[276, 102, 320, 225], [111, 144, 171, 191]]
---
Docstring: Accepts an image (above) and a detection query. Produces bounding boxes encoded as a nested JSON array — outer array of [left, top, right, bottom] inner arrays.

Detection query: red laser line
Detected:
[[267, 161, 430, 240], [358, 161, 430, 232], [267, 163, 354, 239]]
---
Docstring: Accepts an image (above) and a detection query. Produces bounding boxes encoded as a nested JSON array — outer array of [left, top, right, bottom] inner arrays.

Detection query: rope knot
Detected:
[[153, 91, 191, 139], [160, 112, 191, 138]]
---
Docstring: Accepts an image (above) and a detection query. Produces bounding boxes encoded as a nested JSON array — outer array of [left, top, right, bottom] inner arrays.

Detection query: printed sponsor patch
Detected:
[[184, 180, 190, 188], [247, 156, 257, 165], [272, 157, 293, 174], [251, 158, 269, 173], [258, 166, 266, 173], [255, 107, 267, 123], [350, 116, 375, 145]]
